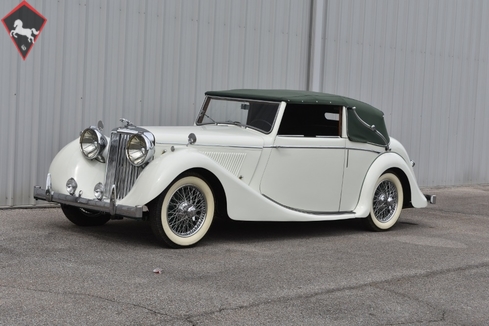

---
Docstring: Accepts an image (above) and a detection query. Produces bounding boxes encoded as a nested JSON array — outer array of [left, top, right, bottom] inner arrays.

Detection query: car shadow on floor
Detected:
[[205, 217, 365, 243], [53, 215, 420, 249]]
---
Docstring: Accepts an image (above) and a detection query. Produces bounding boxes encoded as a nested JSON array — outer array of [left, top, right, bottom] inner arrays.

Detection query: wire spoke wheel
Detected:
[[367, 173, 404, 231], [372, 180, 398, 223], [167, 184, 207, 237], [150, 173, 215, 248]]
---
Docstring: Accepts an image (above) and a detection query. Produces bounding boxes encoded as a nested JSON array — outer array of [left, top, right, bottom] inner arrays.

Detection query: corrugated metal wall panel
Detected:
[[0, 0, 311, 207], [475, 0, 489, 184], [1, 0, 487, 207], [321, 0, 489, 186]]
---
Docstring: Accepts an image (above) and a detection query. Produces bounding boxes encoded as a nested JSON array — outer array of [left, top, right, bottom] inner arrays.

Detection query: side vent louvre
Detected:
[[201, 152, 246, 176]]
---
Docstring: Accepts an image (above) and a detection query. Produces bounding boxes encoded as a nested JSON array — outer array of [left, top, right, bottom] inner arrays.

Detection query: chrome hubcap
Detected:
[[177, 202, 197, 221], [167, 185, 207, 237], [373, 180, 398, 223]]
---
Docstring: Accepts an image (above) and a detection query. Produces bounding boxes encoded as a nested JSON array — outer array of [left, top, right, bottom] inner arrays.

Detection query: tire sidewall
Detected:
[[368, 173, 404, 230], [155, 175, 215, 247]]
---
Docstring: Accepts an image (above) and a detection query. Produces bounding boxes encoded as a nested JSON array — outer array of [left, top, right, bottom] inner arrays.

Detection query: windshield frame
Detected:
[[196, 96, 281, 134]]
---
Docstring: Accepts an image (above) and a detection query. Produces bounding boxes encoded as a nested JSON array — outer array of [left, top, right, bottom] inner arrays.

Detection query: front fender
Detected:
[[354, 152, 427, 217], [118, 148, 236, 206], [48, 139, 106, 196]]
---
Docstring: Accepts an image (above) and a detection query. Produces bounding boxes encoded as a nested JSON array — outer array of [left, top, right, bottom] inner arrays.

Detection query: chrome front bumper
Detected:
[[33, 185, 144, 218]]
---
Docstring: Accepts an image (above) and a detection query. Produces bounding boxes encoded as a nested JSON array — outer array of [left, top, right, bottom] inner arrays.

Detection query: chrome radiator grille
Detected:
[[104, 132, 144, 200]]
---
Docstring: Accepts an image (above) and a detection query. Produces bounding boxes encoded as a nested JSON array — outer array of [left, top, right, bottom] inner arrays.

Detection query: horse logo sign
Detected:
[[10, 19, 40, 43], [2, 1, 47, 60]]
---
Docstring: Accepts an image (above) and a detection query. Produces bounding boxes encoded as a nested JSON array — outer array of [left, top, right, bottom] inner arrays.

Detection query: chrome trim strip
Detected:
[[33, 186, 143, 218], [264, 146, 380, 154], [266, 145, 345, 149], [200, 144, 263, 149], [156, 142, 263, 149], [346, 147, 382, 154], [158, 143, 381, 153], [276, 135, 341, 138], [263, 194, 353, 216]]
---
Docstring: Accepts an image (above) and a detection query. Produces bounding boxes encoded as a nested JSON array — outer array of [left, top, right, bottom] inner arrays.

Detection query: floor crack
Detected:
[[181, 261, 489, 323], [0, 284, 172, 319]]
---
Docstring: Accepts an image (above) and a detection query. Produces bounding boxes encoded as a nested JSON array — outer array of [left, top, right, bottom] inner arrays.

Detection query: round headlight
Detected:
[[126, 134, 155, 166], [80, 128, 106, 160]]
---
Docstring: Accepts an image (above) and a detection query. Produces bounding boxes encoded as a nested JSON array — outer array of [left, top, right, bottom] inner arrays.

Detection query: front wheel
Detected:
[[149, 173, 215, 248], [60, 204, 111, 226], [366, 173, 404, 231]]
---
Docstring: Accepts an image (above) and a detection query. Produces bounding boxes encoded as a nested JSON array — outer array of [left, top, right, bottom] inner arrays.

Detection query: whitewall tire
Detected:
[[150, 173, 215, 248], [366, 173, 404, 231]]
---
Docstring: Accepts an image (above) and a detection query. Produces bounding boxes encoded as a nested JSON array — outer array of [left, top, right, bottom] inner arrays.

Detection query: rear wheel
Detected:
[[149, 173, 215, 248], [366, 173, 404, 231], [60, 204, 111, 226]]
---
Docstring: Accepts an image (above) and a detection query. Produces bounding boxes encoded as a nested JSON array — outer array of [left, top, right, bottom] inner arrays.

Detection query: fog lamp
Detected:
[[94, 183, 104, 200], [93, 182, 104, 200], [66, 178, 78, 196]]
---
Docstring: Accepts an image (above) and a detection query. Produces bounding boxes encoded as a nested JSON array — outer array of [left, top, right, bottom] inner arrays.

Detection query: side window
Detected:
[[278, 105, 342, 137]]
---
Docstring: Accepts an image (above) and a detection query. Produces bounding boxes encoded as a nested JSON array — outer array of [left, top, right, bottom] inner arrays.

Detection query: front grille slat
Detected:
[[104, 132, 144, 200]]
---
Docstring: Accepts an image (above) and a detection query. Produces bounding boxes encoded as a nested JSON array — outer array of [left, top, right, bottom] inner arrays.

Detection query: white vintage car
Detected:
[[34, 89, 435, 248]]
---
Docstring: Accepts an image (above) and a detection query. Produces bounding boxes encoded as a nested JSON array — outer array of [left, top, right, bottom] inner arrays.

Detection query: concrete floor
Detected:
[[1, 185, 488, 325]]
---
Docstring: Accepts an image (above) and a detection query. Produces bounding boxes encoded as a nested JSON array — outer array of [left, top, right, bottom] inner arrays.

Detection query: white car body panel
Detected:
[[340, 145, 381, 211], [261, 136, 346, 212], [48, 139, 106, 198]]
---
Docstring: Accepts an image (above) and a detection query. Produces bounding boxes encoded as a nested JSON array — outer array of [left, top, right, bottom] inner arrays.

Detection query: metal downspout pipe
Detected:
[[309, 0, 327, 92]]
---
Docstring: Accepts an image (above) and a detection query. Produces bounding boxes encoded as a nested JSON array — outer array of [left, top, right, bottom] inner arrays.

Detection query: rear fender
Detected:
[[354, 152, 427, 217]]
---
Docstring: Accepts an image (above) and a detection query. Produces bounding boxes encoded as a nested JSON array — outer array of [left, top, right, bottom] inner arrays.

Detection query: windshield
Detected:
[[196, 97, 280, 133]]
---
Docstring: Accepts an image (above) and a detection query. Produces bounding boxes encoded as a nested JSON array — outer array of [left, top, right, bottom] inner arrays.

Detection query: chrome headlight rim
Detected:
[[126, 133, 155, 167], [80, 127, 107, 161]]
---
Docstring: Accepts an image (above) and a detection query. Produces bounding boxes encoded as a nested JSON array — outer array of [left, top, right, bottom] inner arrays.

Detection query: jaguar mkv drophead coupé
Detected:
[[34, 89, 435, 248]]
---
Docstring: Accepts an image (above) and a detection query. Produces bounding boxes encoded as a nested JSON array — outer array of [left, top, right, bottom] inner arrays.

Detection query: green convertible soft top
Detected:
[[205, 89, 390, 147]]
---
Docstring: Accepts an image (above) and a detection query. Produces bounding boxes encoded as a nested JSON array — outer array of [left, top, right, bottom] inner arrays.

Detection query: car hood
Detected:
[[142, 125, 266, 148]]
